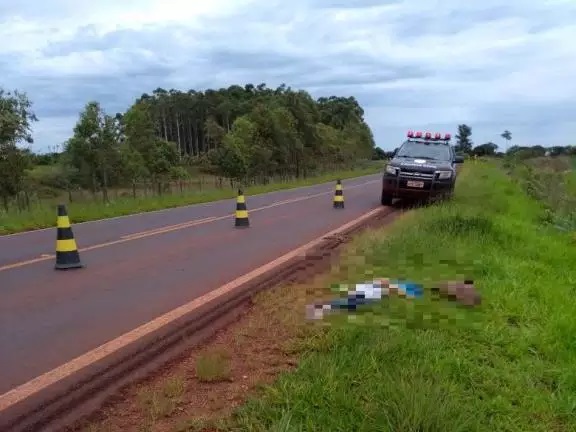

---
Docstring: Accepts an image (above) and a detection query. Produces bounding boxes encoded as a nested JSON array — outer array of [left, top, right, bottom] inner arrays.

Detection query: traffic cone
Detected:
[[234, 189, 250, 228], [333, 179, 344, 209], [55, 204, 83, 270]]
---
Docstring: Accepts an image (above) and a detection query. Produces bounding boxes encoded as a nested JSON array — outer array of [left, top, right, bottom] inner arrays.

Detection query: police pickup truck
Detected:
[[381, 131, 464, 205]]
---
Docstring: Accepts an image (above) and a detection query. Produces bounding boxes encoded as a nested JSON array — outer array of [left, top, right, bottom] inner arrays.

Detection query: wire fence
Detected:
[[1, 161, 383, 215]]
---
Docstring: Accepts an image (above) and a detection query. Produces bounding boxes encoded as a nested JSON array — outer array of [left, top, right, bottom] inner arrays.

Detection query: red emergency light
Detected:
[[408, 130, 451, 141]]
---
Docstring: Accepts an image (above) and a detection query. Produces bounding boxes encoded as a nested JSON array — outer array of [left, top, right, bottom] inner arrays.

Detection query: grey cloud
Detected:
[[3, 59, 177, 126], [4, 0, 576, 151], [392, 5, 514, 39], [300, 64, 431, 87], [309, 0, 402, 8], [390, 4, 571, 41], [472, 100, 576, 127], [0, 0, 68, 19], [380, 2, 574, 42], [203, 49, 304, 71], [41, 25, 173, 57], [201, 47, 431, 88]]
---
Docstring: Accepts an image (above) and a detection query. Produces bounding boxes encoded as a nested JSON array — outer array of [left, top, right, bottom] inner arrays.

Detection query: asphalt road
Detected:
[[0, 174, 383, 394]]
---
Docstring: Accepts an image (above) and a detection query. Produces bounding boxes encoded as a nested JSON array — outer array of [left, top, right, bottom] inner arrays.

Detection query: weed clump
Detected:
[[195, 348, 232, 383]]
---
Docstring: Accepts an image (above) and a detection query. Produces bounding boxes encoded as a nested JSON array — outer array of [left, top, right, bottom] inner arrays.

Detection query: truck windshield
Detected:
[[396, 141, 452, 161]]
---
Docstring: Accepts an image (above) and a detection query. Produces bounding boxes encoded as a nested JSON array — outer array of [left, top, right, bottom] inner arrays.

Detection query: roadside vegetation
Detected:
[[224, 159, 576, 432], [81, 157, 576, 432], [1, 84, 386, 234], [226, 158, 576, 432], [504, 154, 576, 232]]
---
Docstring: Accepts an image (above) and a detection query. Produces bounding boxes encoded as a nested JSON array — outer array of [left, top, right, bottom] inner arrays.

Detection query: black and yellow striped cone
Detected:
[[55, 204, 83, 270], [234, 190, 250, 228], [333, 179, 344, 209]]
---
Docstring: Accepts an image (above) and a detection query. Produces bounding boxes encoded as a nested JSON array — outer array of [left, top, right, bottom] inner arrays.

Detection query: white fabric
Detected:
[[349, 283, 389, 300]]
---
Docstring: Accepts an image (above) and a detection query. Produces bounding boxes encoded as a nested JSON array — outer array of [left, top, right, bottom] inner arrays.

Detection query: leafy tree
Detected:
[[372, 147, 387, 160], [130, 83, 375, 179], [122, 102, 182, 193], [501, 130, 512, 152], [119, 143, 149, 197], [217, 116, 253, 181], [472, 142, 498, 157], [506, 145, 547, 160], [32, 152, 61, 165], [549, 146, 568, 156], [64, 101, 120, 201], [0, 145, 32, 210], [2, 82, 380, 200], [455, 124, 473, 154], [0, 88, 37, 145], [0, 88, 37, 209]]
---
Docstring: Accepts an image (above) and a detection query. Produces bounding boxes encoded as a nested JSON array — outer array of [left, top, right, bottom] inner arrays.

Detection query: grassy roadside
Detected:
[[0, 164, 383, 235], [504, 155, 576, 232], [82, 159, 576, 432], [224, 160, 576, 432]]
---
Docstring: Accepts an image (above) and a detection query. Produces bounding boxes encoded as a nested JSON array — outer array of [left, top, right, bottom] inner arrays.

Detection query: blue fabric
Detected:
[[388, 280, 423, 298]]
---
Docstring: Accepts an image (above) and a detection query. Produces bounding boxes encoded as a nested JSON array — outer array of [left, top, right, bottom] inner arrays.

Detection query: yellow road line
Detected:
[[119, 216, 219, 239], [0, 180, 379, 273]]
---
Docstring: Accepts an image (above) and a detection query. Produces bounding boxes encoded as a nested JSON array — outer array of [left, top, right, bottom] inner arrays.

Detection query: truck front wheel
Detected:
[[381, 191, 393, 206]]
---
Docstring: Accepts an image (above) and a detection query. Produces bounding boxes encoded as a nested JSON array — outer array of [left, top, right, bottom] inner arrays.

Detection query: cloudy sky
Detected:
[[1, 0, 575, 152]]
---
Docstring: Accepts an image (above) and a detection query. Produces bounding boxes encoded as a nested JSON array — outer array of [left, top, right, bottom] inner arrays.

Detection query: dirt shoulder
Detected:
[[74, 212, 402, 432], [76, 272, 338, 432]]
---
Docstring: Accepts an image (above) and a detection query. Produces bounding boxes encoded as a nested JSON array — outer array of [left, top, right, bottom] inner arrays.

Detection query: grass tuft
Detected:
[[135, 374, 188, 430], [195, 348, 232, 383]]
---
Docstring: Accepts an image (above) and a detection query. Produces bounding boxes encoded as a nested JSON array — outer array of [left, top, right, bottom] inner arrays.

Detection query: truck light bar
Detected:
[[406, 131, 451, 141]]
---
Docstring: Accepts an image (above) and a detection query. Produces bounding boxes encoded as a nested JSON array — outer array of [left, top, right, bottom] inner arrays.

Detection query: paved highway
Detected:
[[0, 174, 382, 395]]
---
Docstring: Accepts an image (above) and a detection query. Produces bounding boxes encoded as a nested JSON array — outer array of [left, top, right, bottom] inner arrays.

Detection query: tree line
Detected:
[[0, 83, 376, 210], [372, 124, 576, 161], [452, 124, 576, 159]]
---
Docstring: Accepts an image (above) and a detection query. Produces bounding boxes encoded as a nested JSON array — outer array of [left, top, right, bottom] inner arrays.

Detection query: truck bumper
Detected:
[[382, 176, 454, 200]]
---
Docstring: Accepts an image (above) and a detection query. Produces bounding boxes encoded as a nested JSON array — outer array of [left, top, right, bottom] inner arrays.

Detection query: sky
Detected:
[[1, 0, 575, 153]]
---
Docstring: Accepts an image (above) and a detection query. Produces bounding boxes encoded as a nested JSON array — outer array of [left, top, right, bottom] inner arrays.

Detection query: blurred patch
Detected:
[[305, 278, 480, 321]]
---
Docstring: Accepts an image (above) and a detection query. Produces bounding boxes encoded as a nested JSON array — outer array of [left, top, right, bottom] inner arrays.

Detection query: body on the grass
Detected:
[[307, 278, 424, 319]]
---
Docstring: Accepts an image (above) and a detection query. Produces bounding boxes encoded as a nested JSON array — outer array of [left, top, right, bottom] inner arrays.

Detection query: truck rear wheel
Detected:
[[381, 191, 393, 206]]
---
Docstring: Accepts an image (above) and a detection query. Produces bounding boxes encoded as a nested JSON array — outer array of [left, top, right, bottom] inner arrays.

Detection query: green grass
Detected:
[[195, 348, 232, 383], [505, 156, 576, 231], [0, 164, 383, 235], [226, 160, 576, 432]]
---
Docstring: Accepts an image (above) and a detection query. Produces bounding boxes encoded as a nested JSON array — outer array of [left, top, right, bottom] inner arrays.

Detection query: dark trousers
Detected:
[[328, 293, 379, 310]]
